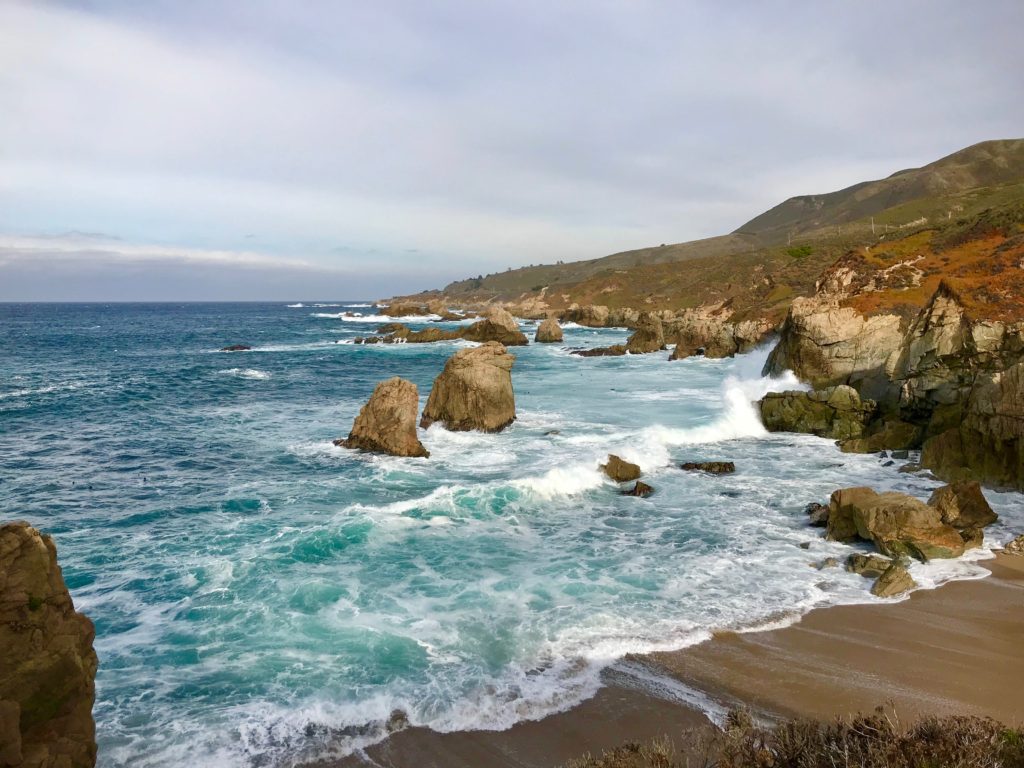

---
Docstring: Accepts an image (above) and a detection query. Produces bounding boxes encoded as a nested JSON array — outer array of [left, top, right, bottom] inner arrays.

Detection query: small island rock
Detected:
[[420, 342, 517, 432], [336, 377, 429, 458], [535, 318, 564, 343], [601, 455, 642, 482]]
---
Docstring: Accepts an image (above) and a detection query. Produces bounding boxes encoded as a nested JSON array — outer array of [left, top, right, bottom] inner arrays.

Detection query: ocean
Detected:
[[2, 301, 1021, 767]]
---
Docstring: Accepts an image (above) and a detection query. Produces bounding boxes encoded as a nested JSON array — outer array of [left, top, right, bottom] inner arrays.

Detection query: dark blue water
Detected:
[[3, 302, 1021, 767]]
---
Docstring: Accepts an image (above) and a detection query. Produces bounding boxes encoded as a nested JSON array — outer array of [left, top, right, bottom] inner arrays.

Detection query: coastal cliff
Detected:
[[1, 522, 98, 768]]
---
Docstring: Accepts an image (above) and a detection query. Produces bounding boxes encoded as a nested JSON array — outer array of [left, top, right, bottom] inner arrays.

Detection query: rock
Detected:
[[926, 481, 997, 548], [839, 419, 921, 453], [624, 312, 665, 354], [561, 304, 610, 327], [871, 563, 916, 597], [405, 327, 462, 343], [816, 557, 839, 570], [763, 296, 904, 397], [825, 486, 966, 561], [220, 344, 251, 351], [382, 302, 426, 317], [336, 377, 429, 458], [799, 542, 811, 550], [376, 323, 410, 335], [668, 304, 773, 360], [622, 481, 654, 497], [845, 552, 893, 578], [543, 429, 561, 436], [420, 342, 516, 432], [804, 502, 829, 527], [1003, 534, 1024, 555], [535, 318, 564, 343], [1, 521, 98, 768], [461, 307, 528, 346], [572, 345, 627, 357], [892, 450, 910, 459], [759, 386, 876, 440], [601, 455, 642, 483], [680, 461, 736, 475]]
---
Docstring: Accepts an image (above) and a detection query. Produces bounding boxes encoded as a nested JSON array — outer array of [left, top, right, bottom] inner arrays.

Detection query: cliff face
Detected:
[[0, 521, 98, 768]]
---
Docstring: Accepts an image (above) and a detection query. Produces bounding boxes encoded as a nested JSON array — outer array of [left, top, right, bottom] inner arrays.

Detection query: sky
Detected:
[[2, 1, 1022, 301]]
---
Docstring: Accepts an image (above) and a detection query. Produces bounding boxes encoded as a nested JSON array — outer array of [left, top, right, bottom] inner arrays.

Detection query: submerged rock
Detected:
[[624, 312, 665, 354], [845, 552, 893, 578], [622, 481, 654, 498], [680, 461, 735, 475], [825, 487, 966, 561], [535, 318, 563, 343], [336, 377, 429, 458], [760, 386, 876, 441], [0, 521, 98, 768], [461, 307, 528, 346], [804, 502, 830, 527], [420, 342, 516, 432], [871, 563, 916, 597], [220, 344, 251, 352], [601, 455, 642, 483], [573, 344, 627, 357]]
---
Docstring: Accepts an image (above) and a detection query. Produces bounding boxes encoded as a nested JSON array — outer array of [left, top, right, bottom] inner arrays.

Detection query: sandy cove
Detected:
[[332, 553, 1024, 768]]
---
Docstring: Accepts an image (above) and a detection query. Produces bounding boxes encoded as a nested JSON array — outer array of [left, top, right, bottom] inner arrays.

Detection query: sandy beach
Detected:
[[336, 553, 1024, 768]]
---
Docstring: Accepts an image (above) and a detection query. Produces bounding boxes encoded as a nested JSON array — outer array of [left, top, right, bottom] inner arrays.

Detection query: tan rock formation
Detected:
[[535, 318, 563, 343], [1, 521, 98, 768], [600, 455, 641, 482], [759, 386, 876, 440], [420, 342, 517, 432], [461, 307, 528, 346], [669, 304, 774, 360], [825, 487, 966, 561], [336, 377, 429, 458], [625, 312, 665, 354], [871, 562, 916, 597], [926, 481, 997, 548]]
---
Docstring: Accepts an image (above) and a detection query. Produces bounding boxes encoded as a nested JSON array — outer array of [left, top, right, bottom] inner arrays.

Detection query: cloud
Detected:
[[2, 0, 1023, 299]]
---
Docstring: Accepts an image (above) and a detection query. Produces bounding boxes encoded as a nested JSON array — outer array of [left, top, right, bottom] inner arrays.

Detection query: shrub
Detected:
[[786, 245, 814, 259]]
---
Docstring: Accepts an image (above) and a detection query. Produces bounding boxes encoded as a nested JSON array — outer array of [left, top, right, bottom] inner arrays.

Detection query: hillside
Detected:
[[395, 139, 1024, 313]]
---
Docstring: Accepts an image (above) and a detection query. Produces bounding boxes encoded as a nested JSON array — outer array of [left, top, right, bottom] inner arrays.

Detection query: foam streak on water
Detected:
[[1, 302, 1021, 768]]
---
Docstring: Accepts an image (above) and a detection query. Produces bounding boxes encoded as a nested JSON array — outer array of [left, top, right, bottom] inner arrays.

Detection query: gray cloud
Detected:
[[2, 0, 1023, 299]]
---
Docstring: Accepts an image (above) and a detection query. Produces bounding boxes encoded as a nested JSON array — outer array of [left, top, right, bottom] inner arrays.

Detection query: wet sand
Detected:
[[332, 554, 1024, 768]]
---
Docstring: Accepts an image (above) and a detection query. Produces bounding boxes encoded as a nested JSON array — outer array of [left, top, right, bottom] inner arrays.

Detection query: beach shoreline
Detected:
[[334, 552, 1024, 768]]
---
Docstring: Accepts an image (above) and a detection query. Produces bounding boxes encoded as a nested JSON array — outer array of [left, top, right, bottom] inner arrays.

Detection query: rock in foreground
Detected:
[[927, 481, 998, 548], [534, 317, 563, 343], [871, 562, 917, 597], [826, 486, 966, 561], [336, 377, 429, 458], [1, 521, 98, 768], [601, 455, 641, 482], [420, 342, 517, 432]]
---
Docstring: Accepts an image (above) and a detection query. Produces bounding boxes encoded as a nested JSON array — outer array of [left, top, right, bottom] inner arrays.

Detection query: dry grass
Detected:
[[564, 708, 1024, 768]]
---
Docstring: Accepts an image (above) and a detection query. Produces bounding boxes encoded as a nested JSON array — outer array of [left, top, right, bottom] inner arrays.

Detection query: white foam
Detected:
[[513, 463, 607, 499], [312, 312, 440, 323], [0, 382, 81, 400], [218, 368, 271, 380], [285, 303, 305, 308]]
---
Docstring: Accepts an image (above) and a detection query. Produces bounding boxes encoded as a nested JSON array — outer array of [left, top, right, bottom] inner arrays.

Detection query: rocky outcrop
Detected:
[[837, 418, 921, 454], [601, 455, 641, 483], [624, 312, 665, 354], [759, 386, 876, 441], [763, 296, 904, 399], [622, 481, 654, 498], [382, 302, 427, 318], [420, 342, 516, 432], [461, 307, 528, 346], [871, 563, 916, 597], [825, 487, 966, 561], [805, 502, 829, 527], [1004, 534, 1024, 555], [220, 344, 251, 352], [573, 345, 627, 357], [561, 304, 610, 328], [1, 522, 98, 768], [535, 318, 563, 343], [336, 377, 429, 458], [680, 461, 735, 475], [669, 304, 773, 360], [926, 481, 998, 548], [845, 552, 893, 578]]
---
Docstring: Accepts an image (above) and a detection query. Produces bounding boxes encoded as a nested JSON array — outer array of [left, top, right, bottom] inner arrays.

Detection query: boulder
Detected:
[[535, 318, 564, 343], [461, 307, 528, 346], [871, 563, 916, 597], [625, 312, 665, 354], [573, 345, 627, 357], [1004, 534, 1024, 555], [220, 344, 251, 352], [804, 502, 829, 527], [405, 327, 462, 343], [825, 486, 966, 561], [845, 552, 893, 578], [926, 481, 997, 548], [680, 461, 735, 475], [759, 386, 876, 441], [622, 481, 654, 498], [420, 342, 516, 432], [0, 521, 98, 768], [601, 455, 642, 483], [336, 377, 429, 458]]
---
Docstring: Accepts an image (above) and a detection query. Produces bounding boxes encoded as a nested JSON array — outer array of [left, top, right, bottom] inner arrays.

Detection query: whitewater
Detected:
[[2, 302, 1022, 768]]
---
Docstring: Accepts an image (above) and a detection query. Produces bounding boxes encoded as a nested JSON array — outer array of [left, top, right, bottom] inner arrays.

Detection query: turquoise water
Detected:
[[2, 302, 1022, 767]]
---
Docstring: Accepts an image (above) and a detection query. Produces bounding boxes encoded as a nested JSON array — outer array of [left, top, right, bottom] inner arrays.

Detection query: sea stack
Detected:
[[336, 377, 430, 458], [460, 307, 529, 346], [420, 342, 517, 432], [625, 311, 665, 354], [535, 317, 564, 343], [0, 521, 98, 768]]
